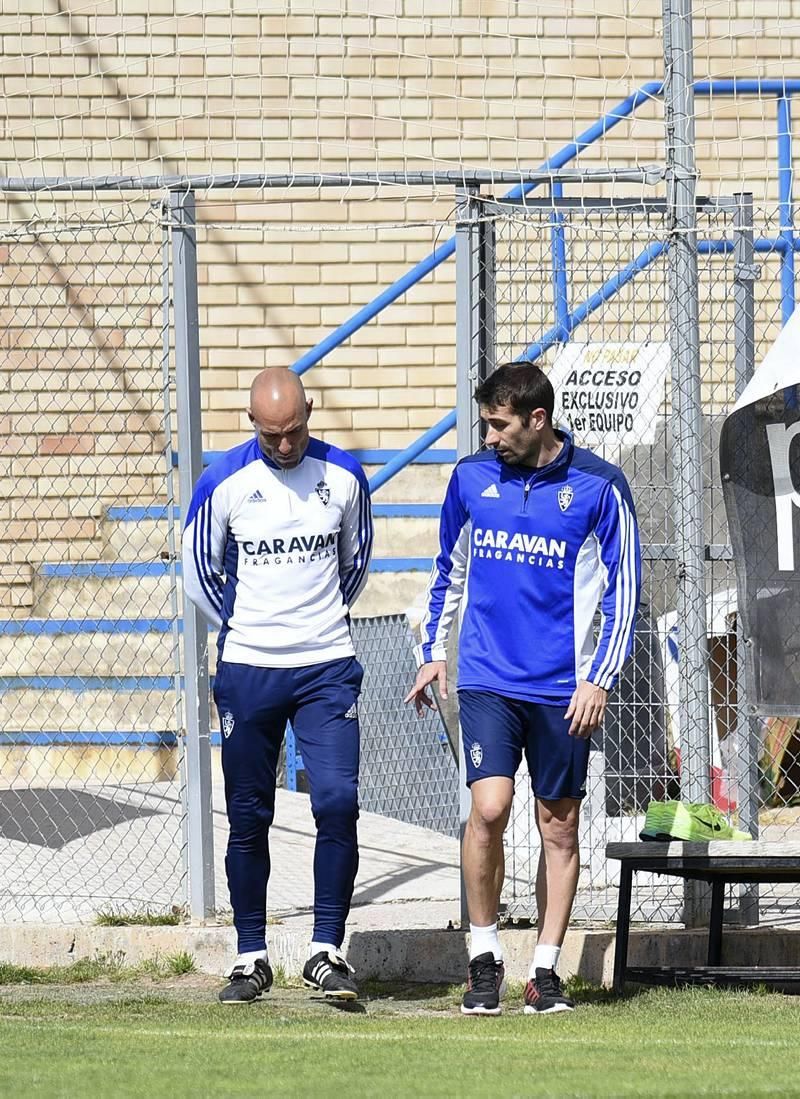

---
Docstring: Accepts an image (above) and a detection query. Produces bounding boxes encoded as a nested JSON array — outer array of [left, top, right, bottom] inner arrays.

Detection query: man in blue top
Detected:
[[405, 363, 640, 1016]]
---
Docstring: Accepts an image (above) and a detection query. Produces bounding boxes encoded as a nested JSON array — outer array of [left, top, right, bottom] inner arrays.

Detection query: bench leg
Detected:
[[708, 879, 725, 966], [613, 863, 634, 995]]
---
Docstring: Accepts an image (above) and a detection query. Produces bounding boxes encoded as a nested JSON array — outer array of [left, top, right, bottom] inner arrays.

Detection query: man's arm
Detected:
[[567, 473, 641, 737], [181, 477, 228, 630], [587, 474, 642, 690], [405, 468, 469, 713], [338, 464, 374, 610]]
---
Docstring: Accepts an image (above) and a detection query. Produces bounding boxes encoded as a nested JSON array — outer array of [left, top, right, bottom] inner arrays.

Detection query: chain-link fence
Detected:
[[483, 195, 800, 926], [354, 616, 458, 836], [3, 186, 799, 930], [0, 202, 187, 921]]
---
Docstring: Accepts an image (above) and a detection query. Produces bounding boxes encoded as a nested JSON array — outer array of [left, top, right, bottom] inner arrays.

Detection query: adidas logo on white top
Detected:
[[481, 484, 500, 498], [247, 490, 267, 503]]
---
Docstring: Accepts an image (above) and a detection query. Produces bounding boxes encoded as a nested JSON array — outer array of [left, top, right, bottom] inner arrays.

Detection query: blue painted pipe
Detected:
[[292, 238, 456, 376], [293, 79, 800, 384], [291, 82, 663, 376], [778, 95, 797, 409], [515, 240, 668, 364], [285, 723, 298, 790], [778, 96, 796, 324], [368, 409, 456, 493], [694, 80, 800, 96], [550, 182, 570, 337]]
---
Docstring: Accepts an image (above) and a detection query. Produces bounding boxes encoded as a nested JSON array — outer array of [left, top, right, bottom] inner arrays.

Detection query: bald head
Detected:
[[248, 368, 312, 469]]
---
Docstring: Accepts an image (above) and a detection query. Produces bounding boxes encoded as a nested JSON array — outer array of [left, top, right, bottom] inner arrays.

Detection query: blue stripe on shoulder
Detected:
[[569, 445, 624, 482], [184, 437, 261, 528], [306, 437, 369, 492], [457, 449, 499, 467], [569, 445, 634, 505]]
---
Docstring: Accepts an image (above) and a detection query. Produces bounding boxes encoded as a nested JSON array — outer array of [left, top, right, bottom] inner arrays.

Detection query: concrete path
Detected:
[[0, 777, 460, 926]]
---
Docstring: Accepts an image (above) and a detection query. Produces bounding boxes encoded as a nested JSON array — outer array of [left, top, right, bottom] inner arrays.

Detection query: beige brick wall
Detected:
[[0, 1, 797, 600]]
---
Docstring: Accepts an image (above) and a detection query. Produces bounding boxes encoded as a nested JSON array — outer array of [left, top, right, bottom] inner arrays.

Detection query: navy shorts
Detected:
[[458, 689, 590, 801]]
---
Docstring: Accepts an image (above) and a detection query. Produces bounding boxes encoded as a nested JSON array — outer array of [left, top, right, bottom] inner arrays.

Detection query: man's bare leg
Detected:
[[459, 776, 514, 1015], [524, 797, 581, 1014], [534, 797, 580, 945], [462, 776, 514, 929]]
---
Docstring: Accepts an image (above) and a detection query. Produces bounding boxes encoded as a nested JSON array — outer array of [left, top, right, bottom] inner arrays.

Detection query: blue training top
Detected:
[[415, 432, 642, 705]]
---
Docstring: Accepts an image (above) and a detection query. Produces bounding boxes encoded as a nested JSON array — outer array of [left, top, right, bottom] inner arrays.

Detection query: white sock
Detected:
[[531, 944, 561, 977], [232, 949, 267, 971], [310, 941, 340, 959], [469, 923, 502, 962]]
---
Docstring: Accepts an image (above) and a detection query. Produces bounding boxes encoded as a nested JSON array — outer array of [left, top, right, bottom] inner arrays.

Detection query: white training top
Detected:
[[181, 436, 373, 668]]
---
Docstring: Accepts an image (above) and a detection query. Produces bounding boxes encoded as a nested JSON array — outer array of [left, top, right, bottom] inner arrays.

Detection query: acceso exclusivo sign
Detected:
[[548, 341, 670, 446]]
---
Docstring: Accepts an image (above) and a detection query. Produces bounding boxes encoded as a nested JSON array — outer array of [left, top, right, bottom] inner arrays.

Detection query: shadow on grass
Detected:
[[359, 980, 460, 1003]]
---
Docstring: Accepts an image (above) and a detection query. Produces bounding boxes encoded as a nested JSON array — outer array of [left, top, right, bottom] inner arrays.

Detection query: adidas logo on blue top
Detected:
[[481, 484, 500, 499]]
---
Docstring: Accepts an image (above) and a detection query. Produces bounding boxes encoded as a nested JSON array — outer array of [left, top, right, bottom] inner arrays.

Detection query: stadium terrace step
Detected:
[[101, 505, 442, 559], [32, 560, 433, 619], [0, 618, 189, 678], [0, 681, 186, 734]]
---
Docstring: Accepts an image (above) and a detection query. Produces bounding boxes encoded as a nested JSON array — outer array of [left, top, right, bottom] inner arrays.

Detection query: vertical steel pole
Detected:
[[171, 189, 216, 921], [160, 206, 190, 900], [663, 0, 710, 925], [455, 185, 490, 927], [732, 192, 760, 925]]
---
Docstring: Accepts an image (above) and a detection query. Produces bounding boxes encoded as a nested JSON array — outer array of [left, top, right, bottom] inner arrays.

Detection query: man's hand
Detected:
[[404, 660, 448, 717], [565, 681, 608, 738]]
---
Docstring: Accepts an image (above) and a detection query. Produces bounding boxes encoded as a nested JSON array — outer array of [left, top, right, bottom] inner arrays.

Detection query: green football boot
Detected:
[[640, 800, 752, 842]]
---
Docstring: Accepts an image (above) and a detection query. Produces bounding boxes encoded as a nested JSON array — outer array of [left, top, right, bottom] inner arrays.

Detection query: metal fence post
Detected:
[[170, 189, 216, 921], [663, 0, 710, 925], [455, 185, 496, 926], [732, 191, 760, 924]]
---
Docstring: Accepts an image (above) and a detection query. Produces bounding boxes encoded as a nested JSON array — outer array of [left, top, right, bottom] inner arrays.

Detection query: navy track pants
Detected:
[[213, 656, 362, 952]]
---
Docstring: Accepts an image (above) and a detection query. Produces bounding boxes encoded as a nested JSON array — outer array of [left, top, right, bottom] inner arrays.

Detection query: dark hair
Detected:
[[474, 363, 554, 424]]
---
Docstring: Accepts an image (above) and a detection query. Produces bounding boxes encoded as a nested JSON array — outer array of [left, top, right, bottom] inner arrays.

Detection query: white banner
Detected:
[[549, 341, 670, 446]]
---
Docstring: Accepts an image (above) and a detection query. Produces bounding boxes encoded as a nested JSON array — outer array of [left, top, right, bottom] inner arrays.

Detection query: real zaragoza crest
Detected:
[[557, 485, 574, 512], [315, 479, 331, 506]]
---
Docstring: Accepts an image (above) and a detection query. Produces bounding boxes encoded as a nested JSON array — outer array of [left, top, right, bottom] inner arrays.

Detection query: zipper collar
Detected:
[[495, 429, 573, 482]]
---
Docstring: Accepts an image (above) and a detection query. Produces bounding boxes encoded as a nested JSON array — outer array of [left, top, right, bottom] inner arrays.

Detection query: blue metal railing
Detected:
[[291, 79, 798, 486]]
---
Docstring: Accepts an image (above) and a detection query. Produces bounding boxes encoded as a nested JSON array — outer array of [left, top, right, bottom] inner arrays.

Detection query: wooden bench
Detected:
[[606, 842, 800, 993]]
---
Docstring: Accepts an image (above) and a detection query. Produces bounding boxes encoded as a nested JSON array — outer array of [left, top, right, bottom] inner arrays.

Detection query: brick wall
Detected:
[[0, 1, 797, 604]]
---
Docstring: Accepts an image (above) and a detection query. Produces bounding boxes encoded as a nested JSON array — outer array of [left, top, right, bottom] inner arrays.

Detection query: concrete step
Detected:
[[0, 622, 186, 677], [32, 563, 432, 619], [1, 684, 185, 733], [1, 573, 433, 674], [0, 742, 180, 785], [100, 506, 442, 559], [364, 462, 453, 503]]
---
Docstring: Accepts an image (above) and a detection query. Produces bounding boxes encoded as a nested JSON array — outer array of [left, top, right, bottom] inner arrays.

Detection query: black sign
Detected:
[[720, 395, 800, 715]]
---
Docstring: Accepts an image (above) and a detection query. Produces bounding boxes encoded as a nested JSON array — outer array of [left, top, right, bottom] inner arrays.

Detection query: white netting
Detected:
[[0, 3, 794, 197]]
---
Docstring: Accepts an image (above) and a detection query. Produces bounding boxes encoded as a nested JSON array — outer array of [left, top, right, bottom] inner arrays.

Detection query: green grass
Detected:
[[0, 982, 799, 1097], [95, 908, 183, 927], [0, 952, 196, 985]]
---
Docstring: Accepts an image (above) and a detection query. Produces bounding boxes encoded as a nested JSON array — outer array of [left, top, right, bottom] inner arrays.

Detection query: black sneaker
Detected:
[[218, 957, 273, 1004], [524, 967, 575, 1014], [461, 951, 506, 1016], [303, 950, 359, 1000]]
